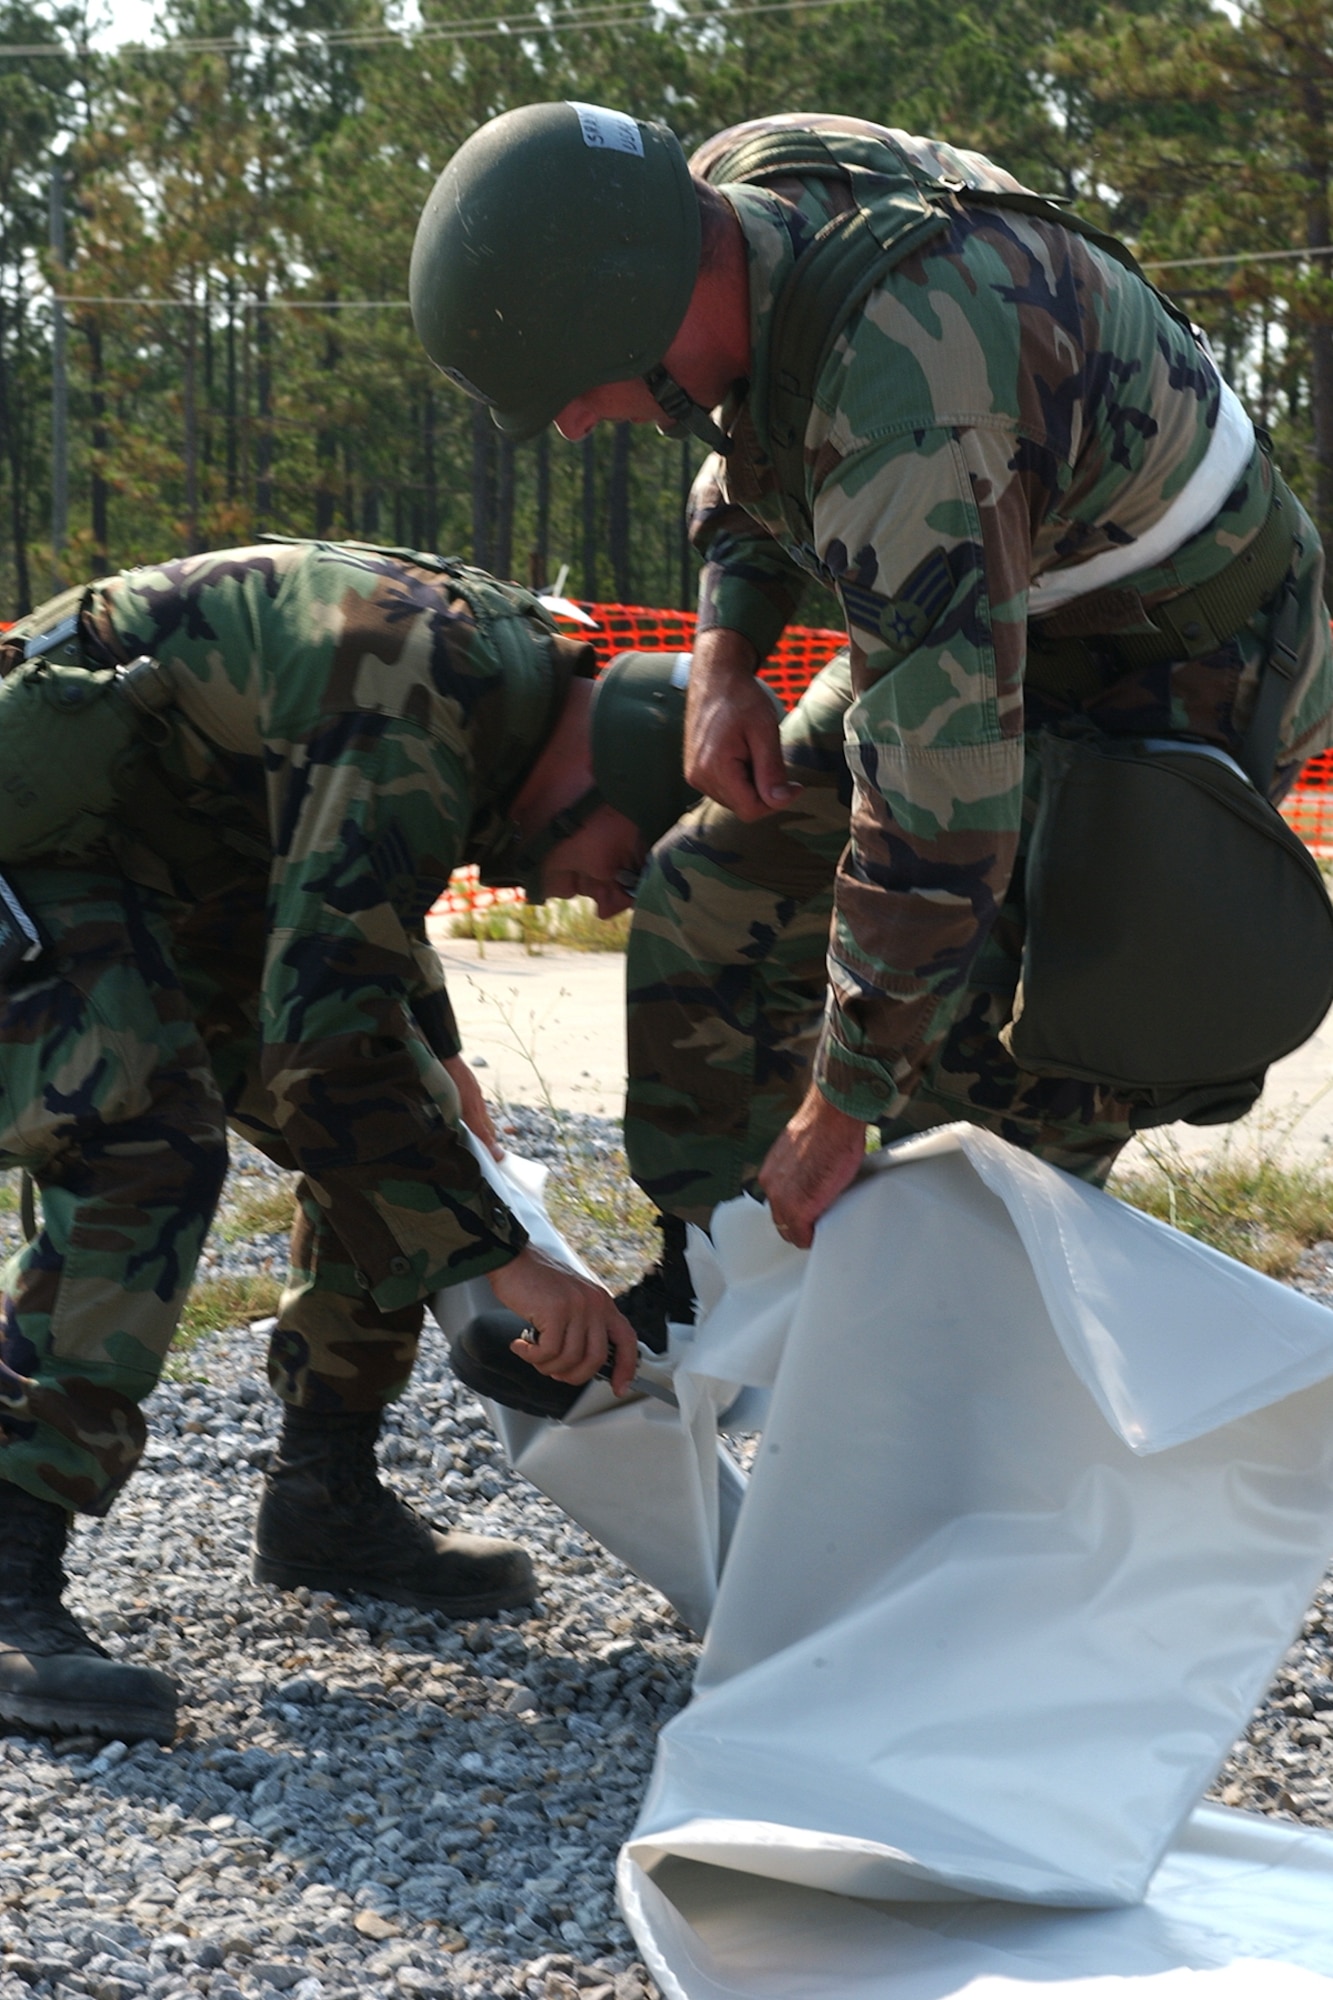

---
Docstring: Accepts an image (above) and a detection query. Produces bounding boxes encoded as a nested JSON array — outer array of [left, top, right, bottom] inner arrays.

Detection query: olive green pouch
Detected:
[[1001, 729, 1333, 1127]]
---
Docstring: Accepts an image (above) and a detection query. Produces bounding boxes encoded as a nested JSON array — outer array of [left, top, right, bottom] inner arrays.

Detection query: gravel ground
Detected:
[[2, 1113, 1333, 2000]]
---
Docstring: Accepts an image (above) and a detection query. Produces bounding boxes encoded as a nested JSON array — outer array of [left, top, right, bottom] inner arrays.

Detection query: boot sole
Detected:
[[0, 1689, 176, 1746], [250, 1551, 537, 1618]]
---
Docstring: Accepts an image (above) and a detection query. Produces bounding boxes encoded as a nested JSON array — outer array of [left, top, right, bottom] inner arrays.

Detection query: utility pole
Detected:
[[49, 162, 69, 586]]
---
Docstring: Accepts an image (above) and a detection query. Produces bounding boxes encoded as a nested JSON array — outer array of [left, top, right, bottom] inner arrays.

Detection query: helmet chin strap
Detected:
[[480, 785, 605, 905], [642, 363, 733, 456]]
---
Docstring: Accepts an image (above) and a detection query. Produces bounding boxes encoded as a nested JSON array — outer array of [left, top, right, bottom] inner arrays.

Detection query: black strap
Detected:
[[1240, 572, 1303, 789], [483, 785, 607, 898], [1027, 464, 1301, 693], [1025, 462, 1305, 788], [640, 364, 733, 456]]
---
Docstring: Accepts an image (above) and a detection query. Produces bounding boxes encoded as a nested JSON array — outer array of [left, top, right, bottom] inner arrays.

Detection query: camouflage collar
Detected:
[[717, 183, 814, 456]]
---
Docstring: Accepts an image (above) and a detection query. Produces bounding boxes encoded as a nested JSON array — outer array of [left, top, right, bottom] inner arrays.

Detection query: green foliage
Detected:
[[6, 0, 1331, 602], [545, 1155, 658, 1287], [1051, 0, 1333, 539], [2, 0, 1124, 615]]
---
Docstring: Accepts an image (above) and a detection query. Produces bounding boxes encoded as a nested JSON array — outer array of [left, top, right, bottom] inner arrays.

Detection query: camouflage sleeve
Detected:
[[259, 732, 528, 1311], [689, 453, 807, 660], [408, 930, 462, 1061], [811, 420, 1032, 1124]]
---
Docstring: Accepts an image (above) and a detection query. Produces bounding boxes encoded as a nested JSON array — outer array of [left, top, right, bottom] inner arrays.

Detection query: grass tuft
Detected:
[[450, 896, 630, 953], [218, 1178, 294, 1244], [169, 1273, 281, 1378], [1112, 1128, 1333, 1279], [546, 1160, 659, 1287]]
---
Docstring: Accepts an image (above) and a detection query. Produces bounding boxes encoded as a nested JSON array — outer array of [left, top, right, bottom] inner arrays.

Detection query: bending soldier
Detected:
[[0, 539, 661, 1745], [410, 104, 1333, 1329]]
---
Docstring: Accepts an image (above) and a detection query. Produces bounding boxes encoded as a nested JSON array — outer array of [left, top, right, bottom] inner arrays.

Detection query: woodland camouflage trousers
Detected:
[[0, 868, 455, 1516], [624, 654, 1143, 1226]]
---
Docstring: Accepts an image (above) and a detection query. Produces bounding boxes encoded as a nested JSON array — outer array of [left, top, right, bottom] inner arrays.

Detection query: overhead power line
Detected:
[[51, 294, 411, 309], [0, 0, 870, 61], [1143, 243, 1333, 272], [48, 239, 1333, 309]]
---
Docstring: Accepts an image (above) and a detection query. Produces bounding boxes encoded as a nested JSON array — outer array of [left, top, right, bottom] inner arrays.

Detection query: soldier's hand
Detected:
[[444, 1053, 504, 1160], [489, 1246, 638, 1396], [686, 629, 802, 821], [759, 1086, 868, 1249]]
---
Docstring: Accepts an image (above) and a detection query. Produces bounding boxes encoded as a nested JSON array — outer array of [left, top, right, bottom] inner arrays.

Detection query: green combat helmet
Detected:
[[591, 649, 700, 843], [481, 650, 701, 903], [409, 101, 728, 452]]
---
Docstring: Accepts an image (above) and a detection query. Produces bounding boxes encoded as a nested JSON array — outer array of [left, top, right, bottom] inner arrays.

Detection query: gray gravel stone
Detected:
[[0, 1113, 668, 2000], [2, 1109, 1331, 1998]]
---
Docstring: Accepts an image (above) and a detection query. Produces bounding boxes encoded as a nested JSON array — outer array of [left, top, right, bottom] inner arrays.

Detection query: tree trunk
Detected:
[[240, 298, 252, 519], [202, 281, 214, 480], [422, 386, 438, 549], [255, 289, 273, 527], [1309, 308, 1333, 548], [225, 280, 238, 504], [314, 303, 341, 537], [530, 428, 550, 589], [470, 401, 493, 568], [85, 316, 109, 568], [182, 301, 201, 552], [581, 433, 598, 600], [494, 433, 515, 580], [1303, 81, 1333, 546], [609, 421, 631, 602], [0, 297, 33, 614]]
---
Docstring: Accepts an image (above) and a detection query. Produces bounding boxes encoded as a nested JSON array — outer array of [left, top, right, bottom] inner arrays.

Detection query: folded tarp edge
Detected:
[[864, 1126, 1333, 1452]]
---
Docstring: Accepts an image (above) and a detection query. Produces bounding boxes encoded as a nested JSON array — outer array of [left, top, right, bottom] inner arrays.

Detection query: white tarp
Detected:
[[433, 1127, 1333, 1993], [623, 1128, 1333, 1994], [619, 1803, 1333, 1997]]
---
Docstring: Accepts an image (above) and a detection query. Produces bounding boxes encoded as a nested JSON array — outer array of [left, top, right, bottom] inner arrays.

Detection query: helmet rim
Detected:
[[409, 102, 701, 434]]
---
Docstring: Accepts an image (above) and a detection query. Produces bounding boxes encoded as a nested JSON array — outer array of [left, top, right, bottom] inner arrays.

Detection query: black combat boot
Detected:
[[0, 1481, 177, 1744], [613, 1213, 696, 1353], [252, 1406, 537, 1616]]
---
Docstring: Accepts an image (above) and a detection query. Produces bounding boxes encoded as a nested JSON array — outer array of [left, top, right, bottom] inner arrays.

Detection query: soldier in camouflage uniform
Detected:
[[0, 539, 646, 1744], [410, 103, 1333, 1306]]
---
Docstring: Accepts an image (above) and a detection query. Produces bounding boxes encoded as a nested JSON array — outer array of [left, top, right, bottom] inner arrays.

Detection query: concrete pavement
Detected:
[[427, 928, 627, 1120], [427, 920, 1333, 1168]]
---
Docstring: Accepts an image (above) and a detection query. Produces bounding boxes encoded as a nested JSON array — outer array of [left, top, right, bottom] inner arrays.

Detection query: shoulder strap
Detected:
[[703, 129, 951, 529], [705, 126, 1195, 533]]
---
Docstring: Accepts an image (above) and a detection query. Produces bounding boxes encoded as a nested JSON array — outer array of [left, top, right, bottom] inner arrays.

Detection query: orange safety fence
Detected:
[[569, 599, 846, 709], [1283, 747, 1333, 853], [5, 606, 1332, 870]]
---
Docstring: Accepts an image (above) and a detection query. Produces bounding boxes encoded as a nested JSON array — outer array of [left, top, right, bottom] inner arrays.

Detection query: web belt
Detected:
[[1025, 461, 1303, 710]]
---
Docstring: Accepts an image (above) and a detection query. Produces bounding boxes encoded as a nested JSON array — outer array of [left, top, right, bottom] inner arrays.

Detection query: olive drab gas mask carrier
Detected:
[[0, 587, 180, 865]]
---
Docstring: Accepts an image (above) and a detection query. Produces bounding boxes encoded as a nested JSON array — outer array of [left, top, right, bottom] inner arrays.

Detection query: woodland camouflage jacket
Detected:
[[5, 541, 593, 1305], [687, 114, 1333, 1124]]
